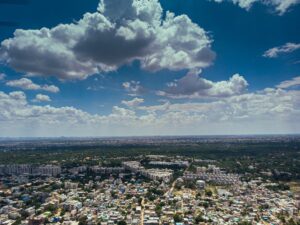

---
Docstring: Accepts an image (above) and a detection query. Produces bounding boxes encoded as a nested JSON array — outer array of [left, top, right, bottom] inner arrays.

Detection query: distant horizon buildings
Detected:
[[0, 164, 61, 177], [122, 161, 173, 183], [184, 165, 240, 185]]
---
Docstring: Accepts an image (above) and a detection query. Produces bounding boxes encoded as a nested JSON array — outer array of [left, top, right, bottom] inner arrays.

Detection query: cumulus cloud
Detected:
[[6, 78, 60, 93], [210, 0, 257, 10], [122, 81, 145, 96], [140, 87, 299, 126], [122, 97, 144, 107], [0, 0, 215, 80], [157, 71, 248, 98], [0, 73, 5, 80], [263, 42, 300, 58], [210, 0, 300, 15], [0, 91, 99, 125], [33, 94, 51, 102], [277, 76, 300, 89], [0, 91, 145, 136], [0, 84, 299, 136]]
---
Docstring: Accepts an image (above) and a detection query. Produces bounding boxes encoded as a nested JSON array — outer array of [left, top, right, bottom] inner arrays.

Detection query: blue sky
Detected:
[[0, 0, 300, 136]]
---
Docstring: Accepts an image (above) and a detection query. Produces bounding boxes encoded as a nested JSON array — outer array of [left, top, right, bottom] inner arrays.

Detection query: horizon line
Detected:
[[0, 133, 300, 139]]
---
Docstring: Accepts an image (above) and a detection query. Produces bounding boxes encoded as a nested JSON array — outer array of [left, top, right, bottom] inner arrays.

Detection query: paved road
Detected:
[[140, 197, 145, 225], [164, 166, 190, 197], [164, 178, 177, 197]]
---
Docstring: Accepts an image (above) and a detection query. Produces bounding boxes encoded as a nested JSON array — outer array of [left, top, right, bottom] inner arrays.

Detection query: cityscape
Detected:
[[0, 0, 300, 224], [0, 136, 299, 225]]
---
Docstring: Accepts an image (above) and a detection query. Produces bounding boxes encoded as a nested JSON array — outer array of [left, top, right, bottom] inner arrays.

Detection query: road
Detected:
[[164, 178, 177, 197], [164, 166, 190, 197], [140, 197, 145, 225]]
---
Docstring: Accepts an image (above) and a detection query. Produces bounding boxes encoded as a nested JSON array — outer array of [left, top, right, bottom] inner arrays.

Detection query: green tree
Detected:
[[238, 221, 251, 225], [205, 189, 213, 197], [155, 205, 162, 216], [12, 219, 21, 225], [173, 213, 183, 223], [78, 215, 88, 225], [195, 213, 205, 223]]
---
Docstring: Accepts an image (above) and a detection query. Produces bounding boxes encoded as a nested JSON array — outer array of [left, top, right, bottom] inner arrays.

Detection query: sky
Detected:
[[0, 0, 300, 137]]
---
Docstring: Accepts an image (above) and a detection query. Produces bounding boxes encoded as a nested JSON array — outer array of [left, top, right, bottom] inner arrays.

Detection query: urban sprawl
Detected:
[[0, 155, 299, 225]]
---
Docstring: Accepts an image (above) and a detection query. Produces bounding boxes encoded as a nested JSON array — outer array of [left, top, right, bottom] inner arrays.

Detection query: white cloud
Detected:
[[0, 80, 299, 136], [140, 87, 300, 128], [122, 97, 144, 107], [33, 94, 51, 102], [211, 0, 257, 10], [263, 42, 300, 58], [277, 76, 300, 89], [0, 73, 6, 80], [6, 78, 60, 93], [122, 81, 145, 96], [275, 0, 300, 14], [293, 60, 300, 64], [0, 91, 100, 126], [210, 0, 300, 15], [157, 71, 248, 98], [0, 0, 215, 80]]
